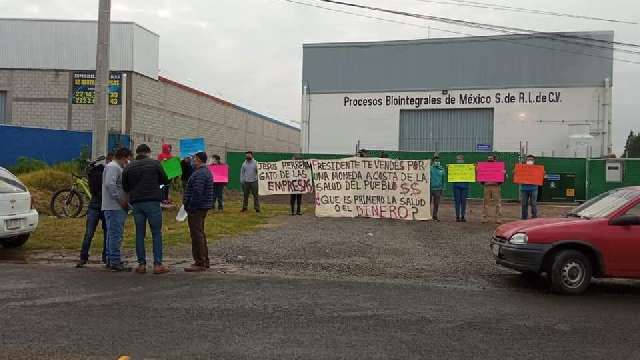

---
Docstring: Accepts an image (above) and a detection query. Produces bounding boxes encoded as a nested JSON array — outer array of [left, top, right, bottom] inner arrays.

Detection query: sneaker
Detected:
[[256, 209, 261, 213], [184, 265, 207, 272], [456, 218, 461, 222], [241, 209, 248, 213], [76, 260, 87, 268], [461, 218, 467, 222], [110, 264, 132, 272], [495, 219, 503, 224], [135, 265, 147, 274], [296, 212, 302, 216], [432, 217, 439, 222], [153, 265, 170, 275]]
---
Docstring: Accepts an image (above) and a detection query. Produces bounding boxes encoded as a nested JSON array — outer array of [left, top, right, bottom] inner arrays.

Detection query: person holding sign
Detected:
[[290, 155, 304, 216], [157, 144, 174, 206], [450, 154, 471, 222], [240, 151, 261, 213], [122, 144, 171, 275], [478, 154, 505, 224], [517, 155, 543, 220], [430, 155, 445, 221], [210, 154, 226, 211], [183, 152, 215, 272]]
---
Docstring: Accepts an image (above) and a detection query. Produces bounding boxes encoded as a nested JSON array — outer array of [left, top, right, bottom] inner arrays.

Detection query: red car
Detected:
[[491, 186, 640, 295]]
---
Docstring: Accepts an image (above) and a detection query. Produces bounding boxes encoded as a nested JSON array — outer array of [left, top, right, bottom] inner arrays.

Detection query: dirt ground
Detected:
[[202, 200, 574, 286]]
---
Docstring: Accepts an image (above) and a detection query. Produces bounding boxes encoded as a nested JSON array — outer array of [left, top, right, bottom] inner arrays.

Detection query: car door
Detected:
[[606, 201, 640, 277]]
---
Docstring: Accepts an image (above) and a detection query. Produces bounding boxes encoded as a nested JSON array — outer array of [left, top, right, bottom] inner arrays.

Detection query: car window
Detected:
[[0, 168, 27, 193], [569, 189, 639, 219], [625, 203, 640, 217]]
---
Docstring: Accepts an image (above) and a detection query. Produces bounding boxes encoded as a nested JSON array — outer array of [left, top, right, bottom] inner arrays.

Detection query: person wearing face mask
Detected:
[[520, 154, 539, 220], [430, 155, 445, 221], [481, 154, 504, 224], [452, 154, 469, 222], [240, 151, 260, 213]]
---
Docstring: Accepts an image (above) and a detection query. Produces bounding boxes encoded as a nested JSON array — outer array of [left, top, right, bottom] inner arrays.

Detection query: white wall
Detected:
[[303, 87, 608, 157]]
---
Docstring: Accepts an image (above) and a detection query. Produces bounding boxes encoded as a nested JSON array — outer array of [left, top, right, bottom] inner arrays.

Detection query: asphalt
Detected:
[[2, 263, 640, 360]]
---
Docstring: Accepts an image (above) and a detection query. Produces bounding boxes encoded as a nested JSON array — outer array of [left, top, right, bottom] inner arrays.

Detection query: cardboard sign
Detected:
[[161, 157, 182, 180], [311, 157, 431, 221], [209, 164, 229, 184], [179, 138, 205, 158], [476, 162, 505, 183], [513, 164, 545, 186], [258, 160, 313, 195], [447, 164, 476, 183]]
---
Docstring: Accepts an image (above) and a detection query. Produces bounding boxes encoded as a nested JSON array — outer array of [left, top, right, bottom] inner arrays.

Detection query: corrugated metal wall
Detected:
[[399, 109, 494, 152]]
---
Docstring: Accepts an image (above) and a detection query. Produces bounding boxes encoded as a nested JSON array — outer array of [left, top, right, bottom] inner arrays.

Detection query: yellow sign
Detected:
[[447, 164, 476, 183], [566, 188, 575, 197]]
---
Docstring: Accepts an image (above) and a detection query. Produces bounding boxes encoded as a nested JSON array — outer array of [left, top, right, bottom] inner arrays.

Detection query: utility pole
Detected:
[[92, 0, 111, 159]]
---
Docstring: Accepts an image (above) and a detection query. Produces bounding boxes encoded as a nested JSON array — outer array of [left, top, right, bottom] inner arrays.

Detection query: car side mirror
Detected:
[[609, 214, 640, 226]]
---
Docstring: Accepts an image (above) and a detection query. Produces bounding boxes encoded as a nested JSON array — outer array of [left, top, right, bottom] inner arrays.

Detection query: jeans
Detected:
[[79, 207, 107, 263], [290, 194, 302, 214], [521, 189, 538, 220], [242, 181, 260, 211], [104, 209, 127, 266], [188, 209, 210, 267], [453, 186, 469, 220], [132, 201, 164, 265], [430, 189, 442, 219], [213, 184, 225, 210]]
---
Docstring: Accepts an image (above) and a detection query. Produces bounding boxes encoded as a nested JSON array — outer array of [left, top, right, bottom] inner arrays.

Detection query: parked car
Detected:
[[491, 186, 640, 295], [0, 167, 39, 248]]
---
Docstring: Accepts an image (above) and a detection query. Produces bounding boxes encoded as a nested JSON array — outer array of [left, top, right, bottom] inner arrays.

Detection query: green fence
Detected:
[[225, 151, 640, 202], [587, 159, 640, 198]]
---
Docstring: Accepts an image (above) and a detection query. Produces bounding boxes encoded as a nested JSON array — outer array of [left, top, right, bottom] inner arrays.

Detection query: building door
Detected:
[[0, 92, 6, 124], [399, 108, 494, 152]]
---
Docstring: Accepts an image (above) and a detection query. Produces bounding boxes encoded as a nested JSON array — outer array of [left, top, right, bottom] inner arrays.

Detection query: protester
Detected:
[[240, 151, 260, 213], [211, 154, 225, 211], [180, 156, 194, 190], [481, 154, 504, 224], [430, 155, 445, 221], [290, 155, 303, 216], [183, 152, 215, 272], [76, 152, 113, 268], [157, 144, 173, 206], [102, 147, 132, 272], [520, 154, 540, 220], [452, 154, 469, 222], [122, 144, 171, 275]]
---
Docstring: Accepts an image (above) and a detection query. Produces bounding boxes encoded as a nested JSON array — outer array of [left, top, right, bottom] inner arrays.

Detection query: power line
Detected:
[[311, 0, 640, 55], [413, 0, 637, 25], [283, 0, 640, 65]]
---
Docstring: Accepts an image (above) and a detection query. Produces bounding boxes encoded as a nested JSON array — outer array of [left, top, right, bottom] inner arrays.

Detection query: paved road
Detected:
[[2, 264, 640, 359]]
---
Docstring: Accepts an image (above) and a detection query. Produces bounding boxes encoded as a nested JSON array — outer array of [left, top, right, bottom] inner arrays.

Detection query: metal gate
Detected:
[[399, 108, 494, 152]]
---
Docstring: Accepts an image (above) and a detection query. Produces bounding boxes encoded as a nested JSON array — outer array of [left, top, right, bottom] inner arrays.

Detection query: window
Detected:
[[0, 168, 27, 194], [568, 189, 639, 219]]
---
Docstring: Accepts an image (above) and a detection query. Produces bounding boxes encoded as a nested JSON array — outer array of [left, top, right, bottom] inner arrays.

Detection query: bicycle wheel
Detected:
[[50, 189, 84, 218]]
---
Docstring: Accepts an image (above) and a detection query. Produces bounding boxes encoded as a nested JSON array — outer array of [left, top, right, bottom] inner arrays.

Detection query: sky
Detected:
[[1, 0, 638, 154]]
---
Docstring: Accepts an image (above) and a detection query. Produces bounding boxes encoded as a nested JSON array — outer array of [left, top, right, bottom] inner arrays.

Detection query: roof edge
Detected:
[[0, 17, 159, 37]]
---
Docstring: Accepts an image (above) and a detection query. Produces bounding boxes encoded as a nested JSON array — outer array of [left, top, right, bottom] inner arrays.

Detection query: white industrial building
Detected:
[[301, 31, 614, 157]]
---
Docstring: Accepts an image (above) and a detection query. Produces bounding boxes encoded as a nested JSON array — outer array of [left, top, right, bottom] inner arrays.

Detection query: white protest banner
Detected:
[[311, 157, 431, 221], [258, 160, 313, 195]]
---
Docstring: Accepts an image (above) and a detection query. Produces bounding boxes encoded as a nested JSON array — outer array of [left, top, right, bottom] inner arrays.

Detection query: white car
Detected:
[[0, 167, 38, 248]]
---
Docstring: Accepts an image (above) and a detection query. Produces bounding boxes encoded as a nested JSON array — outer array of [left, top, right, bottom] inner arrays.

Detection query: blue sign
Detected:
[[179, 138, 206, 158], [476, 143, 492, 152], [545, 174, 561, 181]]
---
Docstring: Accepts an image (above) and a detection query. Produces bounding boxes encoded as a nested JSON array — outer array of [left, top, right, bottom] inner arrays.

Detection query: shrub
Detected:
[[8, 157, 48, 175], [19, 169, 72, 193]]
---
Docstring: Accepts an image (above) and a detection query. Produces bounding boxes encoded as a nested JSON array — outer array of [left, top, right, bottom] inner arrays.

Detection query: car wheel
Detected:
[[550, 250, 592, 295], [0, 234, 30, 248]]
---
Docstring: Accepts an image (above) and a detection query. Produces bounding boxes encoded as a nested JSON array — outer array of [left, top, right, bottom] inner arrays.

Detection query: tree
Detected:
[[622, 131, 640, 158]]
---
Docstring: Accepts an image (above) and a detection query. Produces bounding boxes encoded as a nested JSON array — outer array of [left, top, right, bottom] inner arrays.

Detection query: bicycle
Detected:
[[50, 156, 105, 218]]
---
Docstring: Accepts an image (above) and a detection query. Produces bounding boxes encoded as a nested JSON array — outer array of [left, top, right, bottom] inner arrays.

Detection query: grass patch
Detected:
[[26, 200, 292, 252]]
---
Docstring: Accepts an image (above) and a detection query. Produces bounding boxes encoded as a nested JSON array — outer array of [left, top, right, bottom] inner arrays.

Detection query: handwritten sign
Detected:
[[513, 164, 545, 186], [179, 138, 205, 158], [258, 160, 313, 195], [209, 164, 229, 184], [160, 157, 182, 180], [311, 157, 431, 221], [476, 162, 505, 183], [447, 164, 476, 183]]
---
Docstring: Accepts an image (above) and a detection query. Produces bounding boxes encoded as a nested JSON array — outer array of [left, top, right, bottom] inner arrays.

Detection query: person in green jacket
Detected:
[[430, 155, 445, 221]]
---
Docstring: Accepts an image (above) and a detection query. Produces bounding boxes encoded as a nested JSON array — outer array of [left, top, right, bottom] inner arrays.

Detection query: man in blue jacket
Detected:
[[430, 156, 445, 221], [183, 151, 215, 272]]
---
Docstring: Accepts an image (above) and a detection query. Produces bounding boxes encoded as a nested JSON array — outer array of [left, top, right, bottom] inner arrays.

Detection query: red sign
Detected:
[[513, 164, 545, 186], [208, 164, 229, 184]]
